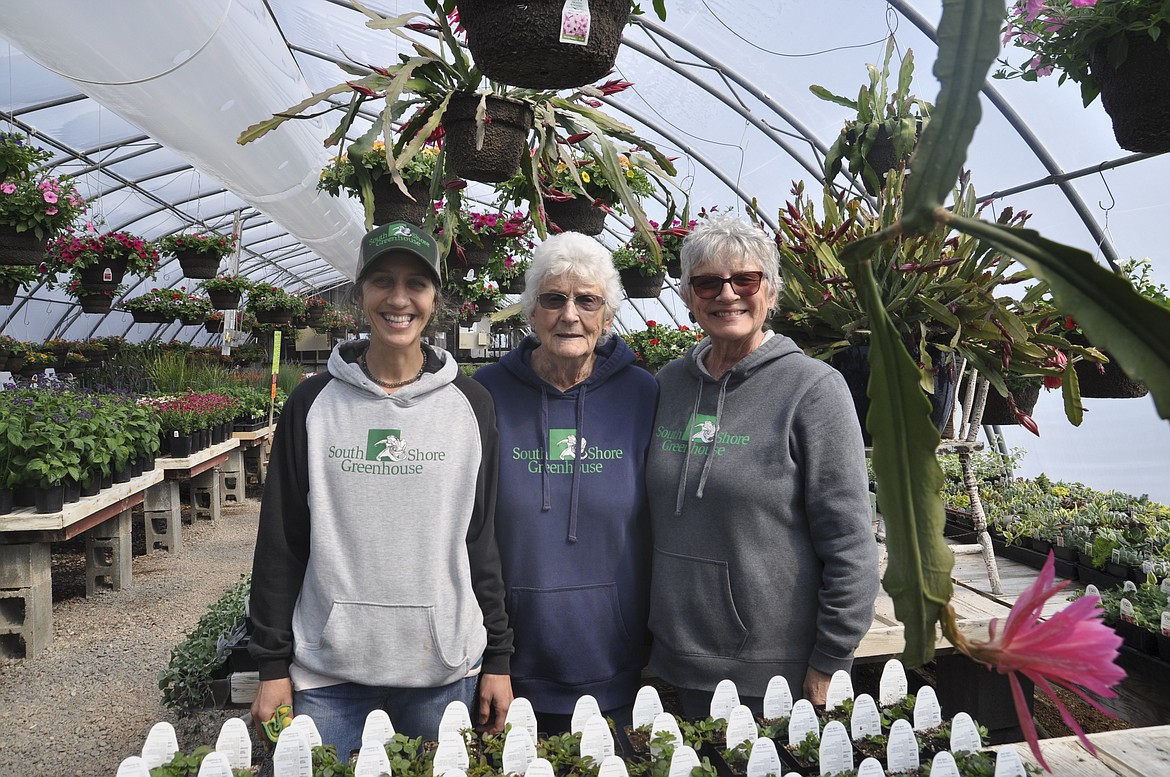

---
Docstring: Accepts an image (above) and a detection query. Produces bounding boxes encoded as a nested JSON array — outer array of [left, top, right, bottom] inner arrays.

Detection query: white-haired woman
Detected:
[[645, 214, 879, 714], [473, 231, 657, 736]]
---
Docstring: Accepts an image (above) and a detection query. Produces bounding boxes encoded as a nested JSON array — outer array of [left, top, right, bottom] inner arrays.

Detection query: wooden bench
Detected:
[[146, 438, 242, 551], [990, 724, 1170, 775]]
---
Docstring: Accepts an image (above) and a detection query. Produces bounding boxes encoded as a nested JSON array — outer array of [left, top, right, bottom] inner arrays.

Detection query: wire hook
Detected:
[[1097, 164, 1116, 212]]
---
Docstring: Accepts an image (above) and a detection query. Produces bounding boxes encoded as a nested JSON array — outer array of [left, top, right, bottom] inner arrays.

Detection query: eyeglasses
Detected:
[[536, 292, 606, 312], [688, 271, 765, 299]]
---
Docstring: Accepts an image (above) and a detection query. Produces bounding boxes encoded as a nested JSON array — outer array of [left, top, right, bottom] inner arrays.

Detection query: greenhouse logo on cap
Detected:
[[357, 221, 442, 284]]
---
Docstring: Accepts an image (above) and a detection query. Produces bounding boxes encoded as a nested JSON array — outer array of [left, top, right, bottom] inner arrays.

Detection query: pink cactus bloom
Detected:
[[959, 552, 1125, 771]]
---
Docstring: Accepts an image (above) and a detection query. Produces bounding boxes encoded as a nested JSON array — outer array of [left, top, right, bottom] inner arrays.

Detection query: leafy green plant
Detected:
[[147, 745, 253, 777], [199, 275, 254, 296], [156, 232, 238, 259]]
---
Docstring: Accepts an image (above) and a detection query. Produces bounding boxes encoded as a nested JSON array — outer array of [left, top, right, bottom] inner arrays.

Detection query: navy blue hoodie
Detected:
[[474, 334, 657, 714]]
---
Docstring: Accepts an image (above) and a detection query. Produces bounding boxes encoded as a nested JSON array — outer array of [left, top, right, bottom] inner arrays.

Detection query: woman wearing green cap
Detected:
[[248, 221, 512, 759]]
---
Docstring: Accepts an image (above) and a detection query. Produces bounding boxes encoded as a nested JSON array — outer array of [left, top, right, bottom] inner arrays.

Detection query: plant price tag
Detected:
[[710, 679, 741, 721], [726, 704, 758, 748], [503, 727, 537, 776], [886, 719, 920, 773], [362, 709, 395, 747], [857, 757, 885, 777], [788, 699, 819, 746], [849, 694, 881, 742], [527, 758, 555, 777], [746, 737, 781, 777], [439, 701, 471, 742], [929, 751, 960, 777], [993, 746, 1027, 777], [825, 670, 854, 711], [506, 698, 540, 745], [572, 695, 603, 735], [949, 712, 982, 754], [633, 686, 664, 729], [1120, 598, 1136, 624], [598, 755, 628, 777], [434, 734, 471, 774], [1123, 580, 1138, 593], [1086, 583, 1101, 598], [912, 685, 942, 731], [354, 743, 393, 777], [1161, 578, 1170, 596], [763, 675, 793, 719], [651, 712, 683, 755], [272, 728, 312, 777], [215, 718, 251, 769], [1161, 611, 1170, 637], [818, 721, 853, 775], [141, 722, 180, 769], [879, 659, 908, 705], [195, 751, 233, 777], [581, 715, 615, 762], [115, 757, 151, 777], [668, 745, 701, 777], [560, 0, 591, 46]]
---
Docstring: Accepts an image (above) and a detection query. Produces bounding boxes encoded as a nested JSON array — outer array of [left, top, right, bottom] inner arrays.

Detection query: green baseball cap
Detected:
[[356, 221, 442, 285]]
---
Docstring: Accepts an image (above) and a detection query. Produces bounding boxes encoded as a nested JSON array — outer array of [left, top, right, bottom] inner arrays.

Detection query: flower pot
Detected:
[[78, 292, 113, 314], [206, 288, 242, 310], [80, 474, 101, 498], [441, 93, 534, 183], [0, 280, 20, 305], [169, 431, 193, 458], [665, 255, 682, 279], [77, 256, 128, 290], [204, 319, 224, 334], [619, 268, 665, 298], [34, 484, 64, 514], [853, 123, 919, 195], [101, 472, 113, 490], [1089, 27, 1170, 153], [177, 312, 205, 326], [329, 327, 346, 339], [130, 458, 144, 478], [979, 382, 1041, 426], [1074, 356, 1149, 399], [1109, 617, 1158, 655], [112, 461, 133, 484], [544, 196, 607, 235], [0, 487, 13, 516], [176, 248, 223, 279], [0, 223, 46, 266], [303, 307, 327, 328], [500, 276, 526, 295], [131, 309, 173, 324], [460, 0, 632, 90], [370, 177, 432, 226], [254, 307, 296, 325]]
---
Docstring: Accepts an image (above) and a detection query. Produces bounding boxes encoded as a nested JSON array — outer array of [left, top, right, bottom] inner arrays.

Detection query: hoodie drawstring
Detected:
[[674, 378, 705, 516], [567, 389, 587, 544], [673, 370, 732, 514], [697, 371, 732, 498], [539, 386, 552, 513]]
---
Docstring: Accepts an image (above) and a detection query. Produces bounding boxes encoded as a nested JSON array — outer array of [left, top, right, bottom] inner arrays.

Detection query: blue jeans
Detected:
[[294, 675, 477, 761]]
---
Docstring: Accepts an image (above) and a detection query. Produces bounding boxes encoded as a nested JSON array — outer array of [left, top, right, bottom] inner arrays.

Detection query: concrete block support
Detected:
[[144, 480, 182, 553], [85, 509, 133, 595], [243, 444, 269, 486], [221, 449, 245, 503], [192, 467, 222, 522], [0, 543, 52, 659]]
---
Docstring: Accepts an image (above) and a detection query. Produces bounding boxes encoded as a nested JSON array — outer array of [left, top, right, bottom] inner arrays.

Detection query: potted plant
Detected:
[[156, 232, 237, 279], [0, 263, 39, 305], [997, 0, 1170, 153], [43, 230, 161, 290], [171, 292, 214, 326], [198, 274, 252, 310], [612, 238, 666, 298], [61, 277, 123, 315], [319, 140, 439, 228], [622, 319, 705, 372], [299, 296, 329, 328], [448, 208, 531, 272], [611, 216, 698, 278], [0, 172, 87, 264], [488, 243, 533, 294], [119, 287, 185, 324], [245, 282, 307, 325]]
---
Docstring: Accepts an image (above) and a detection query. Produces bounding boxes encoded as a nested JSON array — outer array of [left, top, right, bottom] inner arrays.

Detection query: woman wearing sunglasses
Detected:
[[473, 231, 657, 737], [645, 214, 878, 715]]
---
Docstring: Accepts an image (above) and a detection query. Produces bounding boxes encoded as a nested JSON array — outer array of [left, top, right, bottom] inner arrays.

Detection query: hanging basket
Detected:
[[500, 276, 526, 295], [979, 383, 1041, 426], [441, 93, 534, 183], [131, 309, 174, 324], [618, 268, 665, 299], [77, 256, 128, 290], [176, 248, 223, 279], [665, 255, 682, 279], [303, 308, 327, 328], [204, 319, 224, 334], [1075, 356, 1149, 399], [206, 288, 242, 310], [0, 224, 46, 266], [1090, 28, 1170, 153], [254, 308, 296, 325], [371, 178, 432, 226], [544, 196, 607, 235], [460, 0, 632, 90], [177, 312, 205, 326], [78, 292, 113, 314], [0, 280, 19, 306]]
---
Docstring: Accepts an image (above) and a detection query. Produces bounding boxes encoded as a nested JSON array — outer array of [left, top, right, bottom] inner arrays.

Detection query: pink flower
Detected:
[[1071, 0, 1097, 6], [45, 206, 59, 216], [42, 190, 59, 204], [952, 552, 1125, 772], [0, 182, 14, 194]]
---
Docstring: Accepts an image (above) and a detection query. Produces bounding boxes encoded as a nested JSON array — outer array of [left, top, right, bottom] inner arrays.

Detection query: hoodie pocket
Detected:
[[509, 583, 636, 685], [648, 547, 748, 658]]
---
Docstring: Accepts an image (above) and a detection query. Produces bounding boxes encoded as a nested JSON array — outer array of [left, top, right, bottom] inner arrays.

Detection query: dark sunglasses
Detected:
[[536, 292, 606, 312], [688, 271, 765, 299]]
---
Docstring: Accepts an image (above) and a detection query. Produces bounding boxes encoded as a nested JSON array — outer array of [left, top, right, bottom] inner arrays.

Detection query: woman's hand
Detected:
[[476, 673, 514, 734], [251, 677, 293, 739], [803, 666, 832, 706]]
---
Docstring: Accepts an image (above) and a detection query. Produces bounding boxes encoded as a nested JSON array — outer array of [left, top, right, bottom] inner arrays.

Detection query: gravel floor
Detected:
[[0, 493, 263, 776]]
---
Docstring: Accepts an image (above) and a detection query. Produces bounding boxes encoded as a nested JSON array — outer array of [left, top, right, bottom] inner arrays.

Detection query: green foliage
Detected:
[[622, 321, 705, 370], [156, 232, 238, 259], [677, 716, 727, 750], [147, 745, 254, 777], [0, 131, 53, 180]]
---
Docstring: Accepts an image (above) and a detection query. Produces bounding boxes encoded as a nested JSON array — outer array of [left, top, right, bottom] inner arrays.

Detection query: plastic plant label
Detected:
[[633, 686, 664, 729], [196, 751, 233, 777], [598, 755, 629, 777], [355, 742, 393, 777], [788, 700, 819, 746], [824, 670, 854, 711], [726, 704, 758, 748], [506, 698, 540, 745], [849, 694, 881, 741], [215, 718, 251, 769], [1086, 584, 1101, 598], [763, 676, 793, 719], [912, 685, 942, 731], [949, 711, 982, 753], [993, 746, 1027, 777], [1120, 598, 1136, 624], [527, 759, 555, 777], [817, 721, 853, 776], [668, 745, 701, 777], [746, 737, 781, 777], [886, 719, 919, 773], [439, 701, 472, 742], [362, 709, 396, 746], [879, 659, 908, 706], [560, 0, 591, 46], [1161, 578, 1170, 595], [1123, 580, 1138, 593], [272, 728, 313, 777], [856, 758, 884, 777], [116, 757, 151, 777], [929, 751, 960, 777], [290, 716, 323, 749], [434, 734, 471, 774], [581, 715, 615, 763], [1162, 611, 1170, 637], [141, 722, 180, 769], [1112, 548, 1121, 564], [651, 712, 683, 755], [503, 726, 537, 776], [710, 679, 741, 721], [1084, 542, 1093, 555], [572, 695, 603, 735]]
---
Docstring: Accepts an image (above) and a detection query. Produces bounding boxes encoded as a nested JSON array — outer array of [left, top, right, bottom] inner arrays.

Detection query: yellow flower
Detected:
[[581, 171, 591, 183], [626, 169, 635, 179]]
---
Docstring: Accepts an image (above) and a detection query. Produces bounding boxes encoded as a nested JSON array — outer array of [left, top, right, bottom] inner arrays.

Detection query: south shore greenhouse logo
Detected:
[[510, 428, 624, 474], [654, 414, 751, 456], [326, 429, 446, 475]]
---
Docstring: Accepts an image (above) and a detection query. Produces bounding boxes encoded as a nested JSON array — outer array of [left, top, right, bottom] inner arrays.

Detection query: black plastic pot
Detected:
[[441, 93, 534, 183], [0, 486, 13, 515], [34, 484, 64, 514], [176, 248, 222, 279], [169, 432, 193, 458], [62, 478, 81, 504], [544, 196, 607, 235], [112, 461, 133, 484], [619, 268, 665, 299]]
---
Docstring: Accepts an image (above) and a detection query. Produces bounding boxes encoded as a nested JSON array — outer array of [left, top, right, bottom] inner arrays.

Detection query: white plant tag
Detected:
[[633, 686, 664, 729], [363, 709, 396, 746], [506, 698, 540, 745], [879, 659, 908, 706], [850, 694, 881, 741], [929, 751, 960, 777], [912, 685, 942, 731], [817, 721, 853, 776], [439, 701, 472, 742], [116, 757, 151, 777], [668, 745, 701, 777], [526, 759, 555, 777], [1161, 578, 1170, 595], [1162, 611, 1170, 637], [787, 700, 819, 746], [1123, 580, 1138, 593], [355, 742, 393, 777], [710, 679, 741, 721], [141, 722, 180, 768], [746, 737, 781, 777], [559, 0, 592, 46], [856, 757, 885, 777], [290, 715, 323, 749], [763, 676, 793, 719], [824, 670, 854, 711], [949, 712, 982, 753], [434, 735, 471, 775], [1120, 598, 1136, 624], [993, 746, 1027, 777], [651, 712, 683, 755], [215, 718, 251, 769], [572, 695, 603, 735], [727, 705, 758, 748], [598, 755, 629, 777], [502, 726, 537, 776], [273, 728, 313, 777], [196, 751, 234, 777], [1085, 584, 1101, 598], [886, 719, 919, 773], [581, 715, 615, 763]]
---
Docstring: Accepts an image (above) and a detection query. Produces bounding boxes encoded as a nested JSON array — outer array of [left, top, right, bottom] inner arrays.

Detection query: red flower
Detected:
[[597, 79, 634, 95], [646, 320, 657, 327], [649, 338, 659, 346]]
